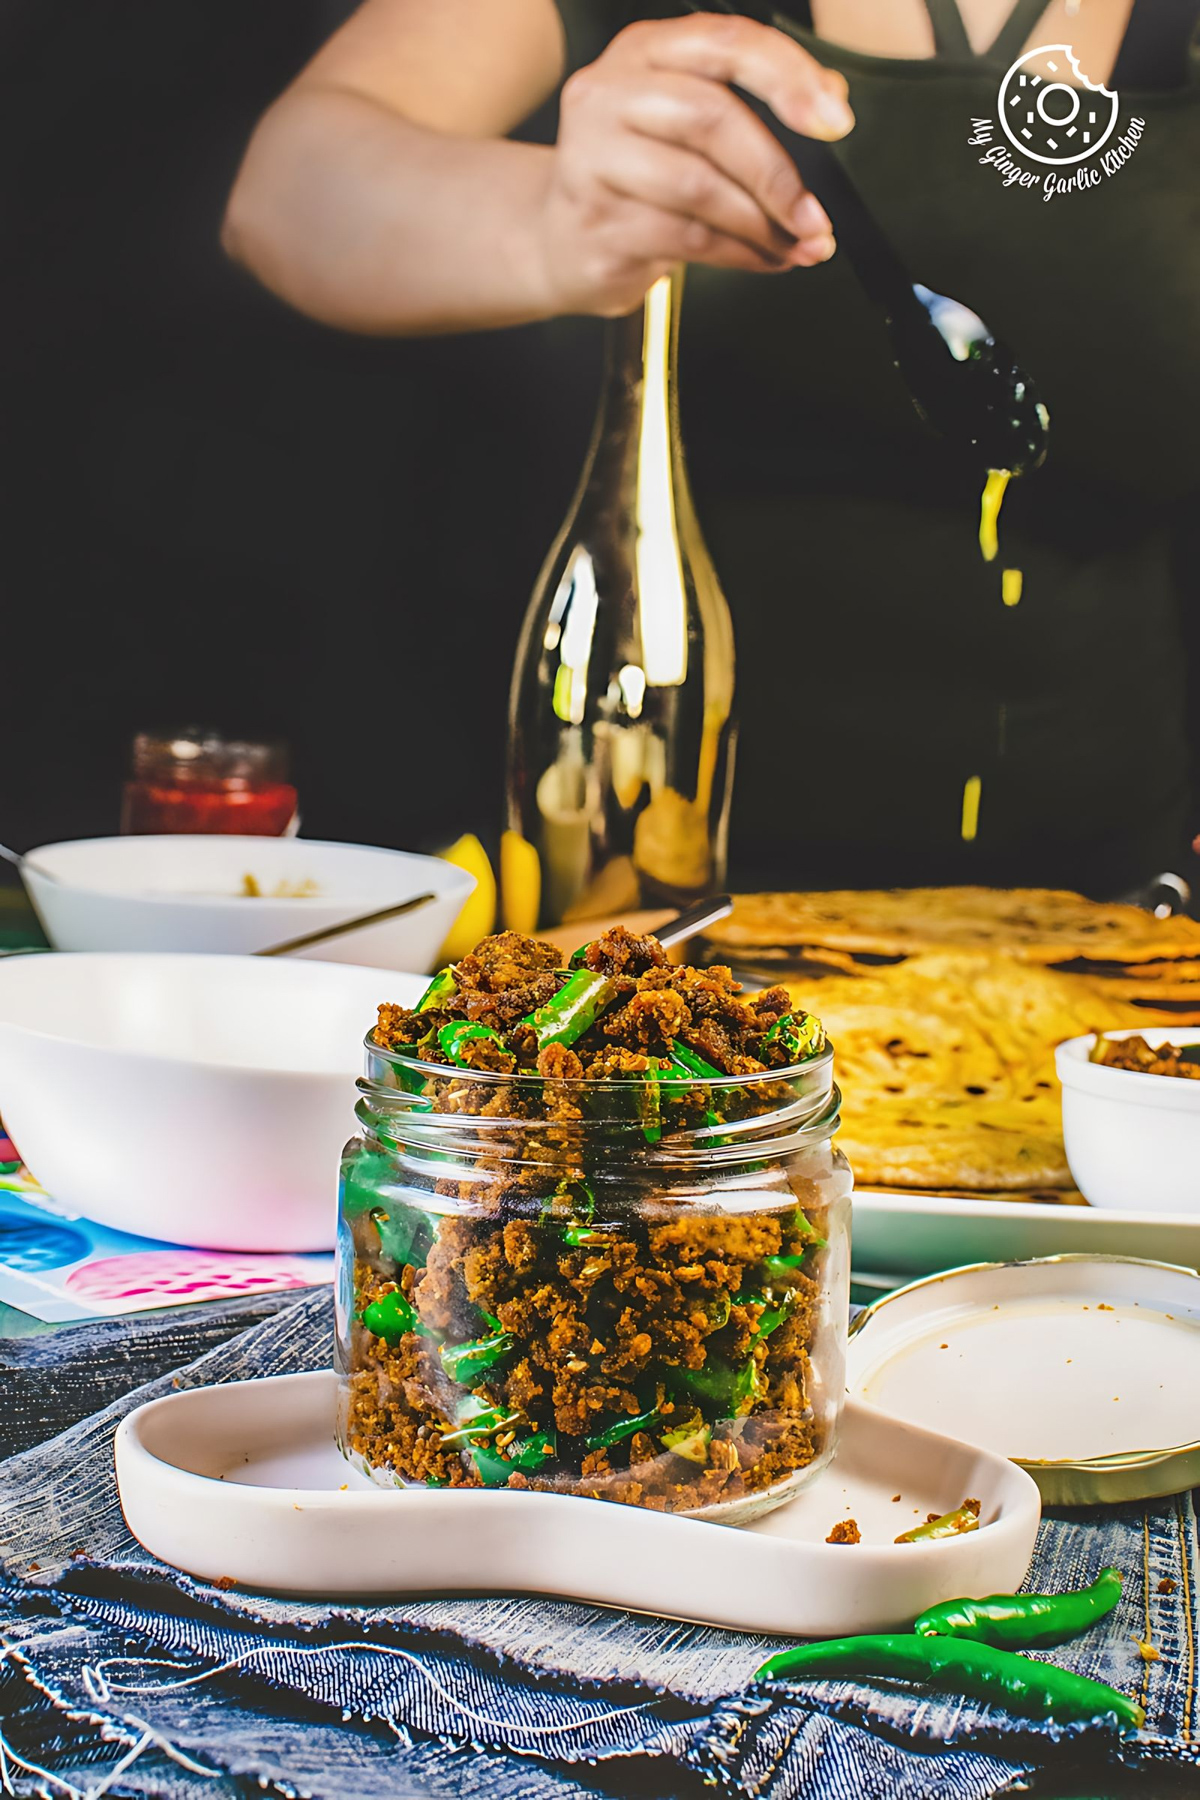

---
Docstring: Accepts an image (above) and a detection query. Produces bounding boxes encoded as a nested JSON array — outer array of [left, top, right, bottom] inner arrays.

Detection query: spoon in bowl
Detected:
[[255, 890, 438, 958], [0, 842, 58, 883]]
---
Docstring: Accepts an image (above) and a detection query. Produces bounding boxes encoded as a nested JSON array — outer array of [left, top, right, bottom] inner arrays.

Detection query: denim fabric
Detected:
[[1, 1289, 1198, 1800], [0, 1290, 321, 1458]]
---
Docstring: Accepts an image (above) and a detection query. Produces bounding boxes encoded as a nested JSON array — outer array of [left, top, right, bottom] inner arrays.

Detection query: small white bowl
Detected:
[[0, 952, 423, 1251], [21, 836, 474, 974], [1056, 1028, 1200, 1214]]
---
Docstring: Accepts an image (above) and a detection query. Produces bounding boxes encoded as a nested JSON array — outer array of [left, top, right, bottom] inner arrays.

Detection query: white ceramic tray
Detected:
[[853, 1188, 1200, 1278], [115, 1371, 1039, 1635], [847, 1255, 1200, 1504]]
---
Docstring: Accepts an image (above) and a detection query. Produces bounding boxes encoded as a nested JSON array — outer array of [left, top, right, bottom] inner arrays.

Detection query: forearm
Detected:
[[223, 86, 560, 335]]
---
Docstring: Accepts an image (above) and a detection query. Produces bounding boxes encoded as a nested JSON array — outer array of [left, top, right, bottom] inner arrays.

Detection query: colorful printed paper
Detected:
[[0, 1169, 331, 1323]]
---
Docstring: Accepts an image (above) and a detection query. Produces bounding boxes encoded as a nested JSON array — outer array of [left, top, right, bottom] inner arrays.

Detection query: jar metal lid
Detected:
[[846, 1255, 1200, 1505]]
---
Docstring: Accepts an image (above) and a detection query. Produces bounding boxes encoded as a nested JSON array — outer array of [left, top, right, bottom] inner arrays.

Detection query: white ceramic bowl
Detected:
[[0, 953, 423, 1251], [21, 836, 474, 973], [1056, 1028, 1200, 1214]]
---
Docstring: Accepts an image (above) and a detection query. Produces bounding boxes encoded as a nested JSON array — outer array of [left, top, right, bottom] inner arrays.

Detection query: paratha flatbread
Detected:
[[788, 950, 1200, 1192], [710, 888, 1200, 967], [869, 1185, 1086, 1205]]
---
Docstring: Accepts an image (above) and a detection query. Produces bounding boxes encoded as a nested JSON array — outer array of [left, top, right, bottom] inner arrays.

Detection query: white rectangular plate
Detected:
[[853, 1189, 1200, 1278], [114, 1371, 1039, 1636]]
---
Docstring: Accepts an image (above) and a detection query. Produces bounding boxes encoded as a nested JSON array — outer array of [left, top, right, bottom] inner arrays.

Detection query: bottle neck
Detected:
[[586, 271, 683, 492]]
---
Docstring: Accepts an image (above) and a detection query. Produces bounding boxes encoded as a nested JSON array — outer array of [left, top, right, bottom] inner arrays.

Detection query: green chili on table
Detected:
[[914, 1568, 1124, 1650], [754, 1634, 1144, 1731]]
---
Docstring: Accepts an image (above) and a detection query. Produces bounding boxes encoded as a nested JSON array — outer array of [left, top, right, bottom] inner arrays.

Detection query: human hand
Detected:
[[531, 10, 853, 318]]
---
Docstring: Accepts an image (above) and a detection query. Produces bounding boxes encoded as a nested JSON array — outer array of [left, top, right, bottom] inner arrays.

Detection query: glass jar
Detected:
[[336, 1042, 850, 1522], [121, 728, 299, 836]]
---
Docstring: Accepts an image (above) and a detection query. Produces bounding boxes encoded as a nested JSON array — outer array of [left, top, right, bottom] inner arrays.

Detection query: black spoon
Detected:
[[685, 2, 1050, 474]]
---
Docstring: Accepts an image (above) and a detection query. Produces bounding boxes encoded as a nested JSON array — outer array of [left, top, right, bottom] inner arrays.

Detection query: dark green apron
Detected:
[[557, 1, 1200, 894]]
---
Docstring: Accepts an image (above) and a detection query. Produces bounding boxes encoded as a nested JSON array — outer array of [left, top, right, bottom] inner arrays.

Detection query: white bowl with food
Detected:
[[20, 836, 473, 973], [0, 952, 423, 1251], [1056, 1028, 1200, 1214]]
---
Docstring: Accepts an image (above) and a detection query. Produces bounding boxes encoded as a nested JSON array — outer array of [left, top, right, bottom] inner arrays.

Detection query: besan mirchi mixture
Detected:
[[339, 926, 840, 1513]]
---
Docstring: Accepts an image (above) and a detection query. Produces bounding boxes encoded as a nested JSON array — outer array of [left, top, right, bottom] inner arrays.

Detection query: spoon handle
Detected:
[[255, 891, 437, 958], [655, 894, 733, 950], [729, 83, 918, 318]]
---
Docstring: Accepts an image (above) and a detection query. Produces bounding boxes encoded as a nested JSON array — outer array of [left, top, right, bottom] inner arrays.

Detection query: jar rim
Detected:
[[363, 1033, 834, 1090], [357, 1036, 840, 1163]]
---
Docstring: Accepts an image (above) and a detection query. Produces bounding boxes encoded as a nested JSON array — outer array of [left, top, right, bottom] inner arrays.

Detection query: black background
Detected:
[[0, 0, 601, 856]]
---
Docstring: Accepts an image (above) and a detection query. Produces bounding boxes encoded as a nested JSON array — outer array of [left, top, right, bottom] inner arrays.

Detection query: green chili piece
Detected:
[[542, 1178, 596, 1226], [763, 1011, 827, 1063], [661, 1046, 722, 1130], [732, 1358, 763, 1413], [669, 1044, 724, 1080], [674, 1358, 735, 1411], [361, 1290, 420, 1344], [370, 1202, 435, 1271], [416, 967, 458, 1012], [584, 1408, 661, 1453], [437, 1020, 508, 1066], [440, 1325, 513, 1385], [564, 1225, 607, 1247], [896, 1505, 980, 1544], [661, 1421, 712, 1464], [520, 971, 618, 1051], [341, 1149, 396, 1220], [470, 1442, 515, 1487], [636, 1068, 664, 1143], [914, 1569, 1124, 1650], [738, 1289, 795, 1339], [754, 1633, 1143, 1731], [468, 1431, 556, 1485], [439, 1396, 522, 1448], [789, 1209, 826, 1245], [762, 1253, 805, 1282], [676, 1354, 759, 1416], [705, 1291, 732, 1331], [505, 1431, 557, 1471]]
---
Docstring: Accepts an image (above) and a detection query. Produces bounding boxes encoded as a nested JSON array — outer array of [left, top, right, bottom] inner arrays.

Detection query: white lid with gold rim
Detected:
[[847, 1256, 1200, 1505]]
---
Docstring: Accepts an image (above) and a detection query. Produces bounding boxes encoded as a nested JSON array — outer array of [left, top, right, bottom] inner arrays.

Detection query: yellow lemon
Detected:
[[500, 830, 541, 935], [438, 833, 496, 961]]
